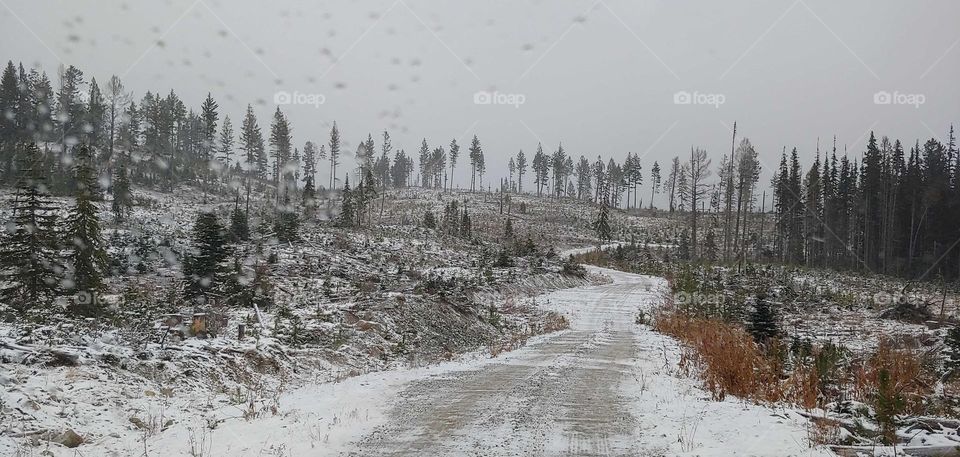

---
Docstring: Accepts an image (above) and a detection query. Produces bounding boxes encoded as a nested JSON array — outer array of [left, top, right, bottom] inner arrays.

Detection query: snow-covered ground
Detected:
[[29, 265, 830, 456]]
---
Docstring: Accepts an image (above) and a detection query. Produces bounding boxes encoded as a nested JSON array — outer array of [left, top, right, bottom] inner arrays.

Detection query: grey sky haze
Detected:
[[2, 0, 958, 204]]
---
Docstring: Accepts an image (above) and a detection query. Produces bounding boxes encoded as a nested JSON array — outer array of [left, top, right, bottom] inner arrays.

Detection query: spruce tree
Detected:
[[65, 144, 107, 316], [0, 61, 18, 146], [874, 369, 904, 445], [228, 195, 250, 242], [274, 191, 300, 242], [516, 149, 527, 193], [338, 176, 355, 227], [360, 168, 378, 225], [239, 104, 266, 179], [594, 183, 612, 243], [86, 78, 106, 150], [0, 143, 61, 312], [748, 293, 779, 343], [200, 93, 219, 164], [302, 175, 316, 215], [704, 230, 718, 262], [423, 209, 436, 229], [946, 326, 960, 372], [269, 108, 292, 192], [56, 65, 85, 154], [183, 211, 230, 303], [111, 153, 132, 220], [217, 115, 234, 168], [302, 140, 319, 188], [460, 209, 472, 238]]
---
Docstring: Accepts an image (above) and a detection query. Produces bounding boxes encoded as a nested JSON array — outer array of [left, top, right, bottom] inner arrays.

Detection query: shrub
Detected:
[[560, 255, 586, 278]]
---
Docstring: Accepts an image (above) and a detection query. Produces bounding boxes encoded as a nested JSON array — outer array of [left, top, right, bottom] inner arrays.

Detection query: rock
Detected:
[[356, 320, 381, 332], [343, 311, 360, 325], [130, 417, 148, 430], [50, 428, 83, 448]]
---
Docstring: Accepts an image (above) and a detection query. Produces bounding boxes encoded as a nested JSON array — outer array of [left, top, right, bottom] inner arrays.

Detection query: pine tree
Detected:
[[448, 138, 460, 191], [468, 135, 482, 192], [217, 115, 234, 169], [183, 212, 230, 302], [423, 209, 437, 229], [666, 157, 680, 212], [65, 144, 107, 316], [0, 143, 61, 312], [648, 161, 661, 209], [329, 121, 341, 190], [532, 145, 546, 196]]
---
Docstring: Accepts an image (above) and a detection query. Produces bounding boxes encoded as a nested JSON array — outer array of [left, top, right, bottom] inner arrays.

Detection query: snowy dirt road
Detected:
[[350, 268, 658, 456], [343, 266, 829, 457], [127, 265, 829, 457]]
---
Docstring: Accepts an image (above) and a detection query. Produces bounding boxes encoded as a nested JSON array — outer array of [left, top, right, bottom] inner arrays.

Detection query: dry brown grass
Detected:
[[850, 339, 934, 415], [655, 308, 936, 414], [655, 311, 779, 402]]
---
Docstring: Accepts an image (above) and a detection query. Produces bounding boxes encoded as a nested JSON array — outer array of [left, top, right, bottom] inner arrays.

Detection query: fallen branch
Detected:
[[1, 341, 81, 366]]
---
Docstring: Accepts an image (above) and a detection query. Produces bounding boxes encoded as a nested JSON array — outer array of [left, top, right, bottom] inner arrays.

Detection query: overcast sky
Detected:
[[2, 0, 958, 204]]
